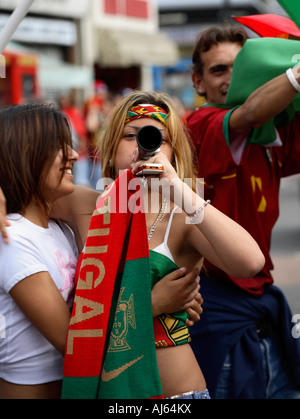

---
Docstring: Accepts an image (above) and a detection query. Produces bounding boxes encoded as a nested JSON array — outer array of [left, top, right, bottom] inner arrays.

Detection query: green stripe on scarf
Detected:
[[61, 170, 163, 399], [225, 37, 300, 145], [98, 258, 160, 399]]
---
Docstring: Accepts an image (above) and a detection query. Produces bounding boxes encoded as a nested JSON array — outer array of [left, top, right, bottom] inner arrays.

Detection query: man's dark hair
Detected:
[[192, 25, 248, 75]]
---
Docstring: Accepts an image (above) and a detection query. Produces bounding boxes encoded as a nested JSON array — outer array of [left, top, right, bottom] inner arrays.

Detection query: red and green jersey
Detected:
[[187, 106, 300, 295]]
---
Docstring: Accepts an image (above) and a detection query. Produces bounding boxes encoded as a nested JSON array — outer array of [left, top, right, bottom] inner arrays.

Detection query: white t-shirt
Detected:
[[0, 214, 78, 385]]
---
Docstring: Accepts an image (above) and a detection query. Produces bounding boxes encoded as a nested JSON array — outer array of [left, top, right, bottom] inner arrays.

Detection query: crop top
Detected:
[[149, 206, 191, 347]]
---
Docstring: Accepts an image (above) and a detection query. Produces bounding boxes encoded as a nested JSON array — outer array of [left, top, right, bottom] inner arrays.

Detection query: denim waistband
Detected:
[[165, 389, 210, 399]]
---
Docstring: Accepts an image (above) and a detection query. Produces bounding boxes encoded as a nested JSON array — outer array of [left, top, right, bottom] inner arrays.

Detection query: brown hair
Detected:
[[0, 104, 73, 216], [192, 25, 248, 75], [98, 90, 197, 189]]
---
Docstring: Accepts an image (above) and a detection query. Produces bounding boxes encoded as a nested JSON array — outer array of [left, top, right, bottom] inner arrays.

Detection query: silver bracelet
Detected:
[[286, 68, 300, 93], [190, 200, 211, 224]]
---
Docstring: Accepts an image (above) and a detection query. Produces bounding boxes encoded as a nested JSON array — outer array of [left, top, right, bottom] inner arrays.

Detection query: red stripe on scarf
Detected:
[[64, 171, 147, 378]]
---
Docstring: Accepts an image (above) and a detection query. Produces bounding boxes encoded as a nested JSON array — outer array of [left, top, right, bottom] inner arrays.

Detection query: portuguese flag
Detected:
[[225, 37, 300, 145], [277, 0, 300, 29], [61, 170, 163, 399], [232, 14, 300, 38]]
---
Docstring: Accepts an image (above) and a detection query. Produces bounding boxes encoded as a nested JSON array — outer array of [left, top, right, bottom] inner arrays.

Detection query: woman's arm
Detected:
[[172, 177, 265, 278], [52, 186, 99, 252], [53, 186, 204, 324], [229, 65, 300, 136], [132, 154, 265, 278], [0, 185, 99, 250], [10, 271, 71, 356], [151, 267, 202, 326]]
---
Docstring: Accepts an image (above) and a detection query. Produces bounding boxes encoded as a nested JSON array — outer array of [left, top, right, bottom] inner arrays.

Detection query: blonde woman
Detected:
[[56, 91, 264, 399], [0, 92, 265, 399]]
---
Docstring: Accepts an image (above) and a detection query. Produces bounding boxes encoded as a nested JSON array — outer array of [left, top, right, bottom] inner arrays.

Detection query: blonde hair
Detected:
[[98, 90, 197, 190]]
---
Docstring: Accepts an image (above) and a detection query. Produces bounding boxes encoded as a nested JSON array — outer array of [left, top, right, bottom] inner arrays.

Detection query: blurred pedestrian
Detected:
[[84, 80, 108, 188], [0, 104, 79, 399], [187, 24, 300, 399], [58, 91, 90, 186]]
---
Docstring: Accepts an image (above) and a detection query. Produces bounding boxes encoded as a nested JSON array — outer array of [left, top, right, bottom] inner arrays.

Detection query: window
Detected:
[[104, 0, 149, 19]]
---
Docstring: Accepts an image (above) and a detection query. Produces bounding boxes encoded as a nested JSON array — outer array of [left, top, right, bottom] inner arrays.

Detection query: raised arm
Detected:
[[173, 177, 265, 278], [132, 153, 265, 279], [229, 64, 300, 136]]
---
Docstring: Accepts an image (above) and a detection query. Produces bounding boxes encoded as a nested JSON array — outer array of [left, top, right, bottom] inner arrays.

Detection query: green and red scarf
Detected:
[[61, 170, 163, 399]]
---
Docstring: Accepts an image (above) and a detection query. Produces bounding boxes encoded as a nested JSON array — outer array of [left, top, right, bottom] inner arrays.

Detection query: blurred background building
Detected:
[[0, 0, 93, 105], [0, 0, 179, 105], [0, 0, 288, 107], [0, 0, 299, 311], [157, 0, 288, 110]]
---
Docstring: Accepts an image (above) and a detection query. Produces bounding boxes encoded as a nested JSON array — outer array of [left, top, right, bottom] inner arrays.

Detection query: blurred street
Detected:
[[270, 175, 300, 315]]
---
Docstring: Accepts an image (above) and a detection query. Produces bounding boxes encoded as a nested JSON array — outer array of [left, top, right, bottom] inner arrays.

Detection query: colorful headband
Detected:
[[125, 104, 168, 126]]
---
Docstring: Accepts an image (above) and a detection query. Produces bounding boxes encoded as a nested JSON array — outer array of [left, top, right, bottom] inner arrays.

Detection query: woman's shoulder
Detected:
[[1, 215, 53, 254], [4, 214, 27, 239]]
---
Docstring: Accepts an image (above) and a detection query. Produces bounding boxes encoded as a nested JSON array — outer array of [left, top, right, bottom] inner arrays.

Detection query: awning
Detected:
[[96, 29, 180, 67]]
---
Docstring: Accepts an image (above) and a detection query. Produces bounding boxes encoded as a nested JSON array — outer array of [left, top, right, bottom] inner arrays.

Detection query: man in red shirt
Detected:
[[187, 25, 300, 399]]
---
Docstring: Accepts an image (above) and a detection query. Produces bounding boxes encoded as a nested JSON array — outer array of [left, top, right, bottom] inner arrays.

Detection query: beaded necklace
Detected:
[[147, 197, 167, 242]]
